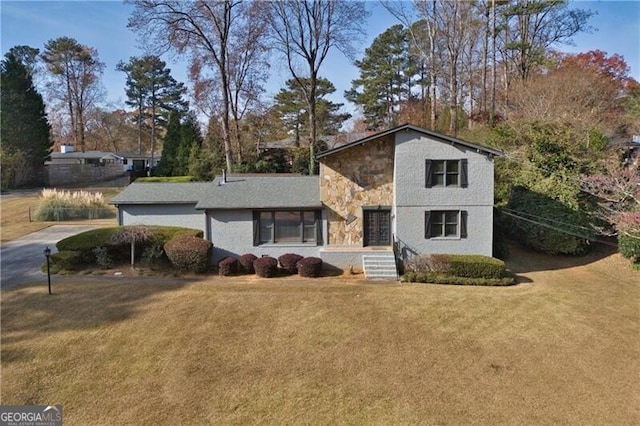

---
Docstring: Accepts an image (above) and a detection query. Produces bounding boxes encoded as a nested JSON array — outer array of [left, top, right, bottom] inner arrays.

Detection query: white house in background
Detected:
[[111, 124, 503, 275]]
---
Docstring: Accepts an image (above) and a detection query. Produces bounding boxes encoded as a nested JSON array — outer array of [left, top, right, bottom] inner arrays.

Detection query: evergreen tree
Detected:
[[116, 56, 187, 173], [154, 111, 182, 176], [274, 77, 351, 143], [176, 112, 204, 176], [1, 49, 52, 188], [346, 24, 417, 130]]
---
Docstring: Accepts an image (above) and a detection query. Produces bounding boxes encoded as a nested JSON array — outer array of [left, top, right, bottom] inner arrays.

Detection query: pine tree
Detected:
[[1, 49, 52, 188], [346, 24, 417, 130], [154, 111, 182, 177]]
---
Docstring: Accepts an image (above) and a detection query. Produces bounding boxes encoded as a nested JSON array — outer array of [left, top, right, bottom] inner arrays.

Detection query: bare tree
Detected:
[[268, 0, 367, 174], [128, 0, 266, 173]]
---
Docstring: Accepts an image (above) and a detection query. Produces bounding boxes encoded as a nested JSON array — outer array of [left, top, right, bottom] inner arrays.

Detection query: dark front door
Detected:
[[363, 209, 391, 246]]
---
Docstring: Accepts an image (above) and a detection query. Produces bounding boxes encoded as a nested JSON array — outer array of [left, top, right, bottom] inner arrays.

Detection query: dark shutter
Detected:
[[460, 210, 468, 238], [425, 160, 433, 188], [460, 159, 468, 187], [424, 211, 432, 239], [315, 210, 323, 245], [252, 211, 259, 246]]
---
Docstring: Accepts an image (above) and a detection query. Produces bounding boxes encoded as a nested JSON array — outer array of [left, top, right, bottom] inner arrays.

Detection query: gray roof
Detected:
[[316, 123, 504, 159], [110, 182, 212, 205], [196, 175, 321, 209], [110, 175, 321, 210]]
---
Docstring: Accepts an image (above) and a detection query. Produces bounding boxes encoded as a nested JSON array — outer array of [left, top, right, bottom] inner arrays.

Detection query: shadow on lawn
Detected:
[[504, 241, 618, 275], [0, 275, 197, 364]]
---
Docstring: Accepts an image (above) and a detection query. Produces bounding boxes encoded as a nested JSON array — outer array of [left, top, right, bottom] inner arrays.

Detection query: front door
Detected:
[[363, 209, 391, 246]]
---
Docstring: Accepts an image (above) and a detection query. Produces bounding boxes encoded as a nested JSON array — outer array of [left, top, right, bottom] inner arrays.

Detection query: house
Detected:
[[45, 145, 161, 186], [111, 124, 502, 275]]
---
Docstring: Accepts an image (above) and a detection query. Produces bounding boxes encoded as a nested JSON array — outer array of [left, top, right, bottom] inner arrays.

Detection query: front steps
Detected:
[[362, 253, 398, 281]]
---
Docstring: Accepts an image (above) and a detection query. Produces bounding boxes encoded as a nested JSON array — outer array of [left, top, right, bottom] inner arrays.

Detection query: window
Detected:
[[254, 210, 321, 245], [425, 159, 468, 188], [425, 210, 467, 239]]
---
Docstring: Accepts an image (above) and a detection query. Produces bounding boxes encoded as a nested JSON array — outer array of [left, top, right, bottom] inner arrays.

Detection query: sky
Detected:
[[2, 0, 639, 114]]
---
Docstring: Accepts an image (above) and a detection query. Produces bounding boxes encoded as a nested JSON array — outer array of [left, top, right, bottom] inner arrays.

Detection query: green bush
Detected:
[[445, 255, 506, 279], [164, 235, 212, 273], [56, 226, 202, 266], [403, 272, 514, 286], [135, 176, 193, 183], [619, 233, 640, 261], [49, 251, 83, 271], [506, 186, 592, 255], [92, 246, 113, 269]]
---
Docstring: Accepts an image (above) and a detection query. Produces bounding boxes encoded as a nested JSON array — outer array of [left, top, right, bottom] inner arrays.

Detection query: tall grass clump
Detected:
[[33, 189, 114, 221]]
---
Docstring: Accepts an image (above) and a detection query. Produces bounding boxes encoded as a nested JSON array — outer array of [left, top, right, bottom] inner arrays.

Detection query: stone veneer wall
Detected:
[[319, 136, 394, 245]]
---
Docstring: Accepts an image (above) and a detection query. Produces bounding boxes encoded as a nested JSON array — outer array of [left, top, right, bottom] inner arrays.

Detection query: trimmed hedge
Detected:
[[297, 257, 323, 278], [56, 226, 203, 265], [443, 254, 506, 279], [164, 235, 212, 273], [238, 254, 257, 274], [218, 256, 238, 276], [278, 253, 303, 275], [254, 256, 278, 278], [49, 251, 83, 271], [403, 272, 514, 286]]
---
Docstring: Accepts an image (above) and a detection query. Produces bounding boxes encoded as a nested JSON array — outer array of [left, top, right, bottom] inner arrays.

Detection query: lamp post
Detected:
[[43, 246, 52, 295]]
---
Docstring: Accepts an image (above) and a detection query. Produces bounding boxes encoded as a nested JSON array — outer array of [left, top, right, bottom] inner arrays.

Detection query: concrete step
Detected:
[[363, 254, 398, 281]]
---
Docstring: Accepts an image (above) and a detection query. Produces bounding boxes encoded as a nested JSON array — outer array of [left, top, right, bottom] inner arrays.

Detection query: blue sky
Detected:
[[2, 0, 639, 110]]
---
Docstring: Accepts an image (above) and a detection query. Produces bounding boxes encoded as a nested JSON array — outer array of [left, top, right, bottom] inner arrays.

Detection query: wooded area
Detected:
[[1, 0, 638, 262]]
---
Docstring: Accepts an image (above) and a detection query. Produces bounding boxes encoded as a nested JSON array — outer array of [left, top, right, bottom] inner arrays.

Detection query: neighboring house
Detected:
[[45, 145, 161, 186], [111, 124, 502, 274]]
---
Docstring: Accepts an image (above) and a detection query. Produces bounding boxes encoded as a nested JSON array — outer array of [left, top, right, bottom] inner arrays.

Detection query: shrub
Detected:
[[253, 256, 278, 278], [445, 255, 506, 279], [218, 256, 239, 276], [619, 233, 640, 262], [297, 257, 323, 278], [142, 244, 165, 266], [164, 235, 212, 273], [33, 189, 114, 221], [403, 272, 514, 286], [278, 253, 304, 275], [92, 246, 113, 269], [401, 254, 505, 279], [238, 254, 257, 274], [135, 176, 193, 183], [49, 251, 83, 271]]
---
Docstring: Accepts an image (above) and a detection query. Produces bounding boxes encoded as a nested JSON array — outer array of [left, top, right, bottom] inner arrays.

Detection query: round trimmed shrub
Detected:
[[238, 253, 258, 274], [164, 235, 212, 273], [278, 253, 303, 275], [297, 257, 323, 278], [253, 256, 278, 278], [218, 256, 238, 276]]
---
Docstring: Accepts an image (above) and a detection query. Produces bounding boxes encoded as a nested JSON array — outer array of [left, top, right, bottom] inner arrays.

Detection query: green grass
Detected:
[[2, 248, 639, 425]]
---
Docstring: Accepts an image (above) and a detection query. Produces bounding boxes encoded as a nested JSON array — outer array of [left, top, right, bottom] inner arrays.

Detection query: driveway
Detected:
[[1, 225, 98, 289]]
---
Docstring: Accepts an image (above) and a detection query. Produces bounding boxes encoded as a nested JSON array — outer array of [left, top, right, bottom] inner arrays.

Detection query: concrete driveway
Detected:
[[1, 225, 98, 289]]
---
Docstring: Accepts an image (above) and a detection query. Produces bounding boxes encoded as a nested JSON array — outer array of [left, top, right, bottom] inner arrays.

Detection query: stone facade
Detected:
[[319, 136, 394, 245]]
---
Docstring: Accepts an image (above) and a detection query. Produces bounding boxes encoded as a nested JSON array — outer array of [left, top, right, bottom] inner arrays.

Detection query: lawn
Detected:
[[2, 248, 639, 425]]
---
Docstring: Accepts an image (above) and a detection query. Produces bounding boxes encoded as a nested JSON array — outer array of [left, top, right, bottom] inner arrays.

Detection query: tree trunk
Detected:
[[308, 71, 318, 175]]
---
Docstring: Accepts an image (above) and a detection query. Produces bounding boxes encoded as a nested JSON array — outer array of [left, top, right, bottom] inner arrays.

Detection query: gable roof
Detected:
[[110, 175, 321, 210], [110, 182, 212, 205], [315, 123, 503, 160], [196, 175, 320, 209]]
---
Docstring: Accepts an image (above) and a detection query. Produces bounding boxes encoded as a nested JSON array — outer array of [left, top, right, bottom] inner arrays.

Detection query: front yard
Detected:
[[1, 248, 639, 424]]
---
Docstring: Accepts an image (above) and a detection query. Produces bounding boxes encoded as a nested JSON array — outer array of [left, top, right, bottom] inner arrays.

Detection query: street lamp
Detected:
[[43, 246, 52, 295]]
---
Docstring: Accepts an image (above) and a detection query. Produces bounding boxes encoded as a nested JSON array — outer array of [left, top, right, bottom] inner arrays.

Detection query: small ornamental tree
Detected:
[[111, 225, 155, 269], [581, 158, 640, 261]]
